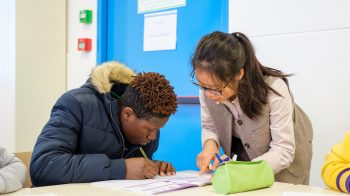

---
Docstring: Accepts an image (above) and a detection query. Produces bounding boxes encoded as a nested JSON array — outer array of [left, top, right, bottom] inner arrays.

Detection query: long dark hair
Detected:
[[192, 31, 290, 119]]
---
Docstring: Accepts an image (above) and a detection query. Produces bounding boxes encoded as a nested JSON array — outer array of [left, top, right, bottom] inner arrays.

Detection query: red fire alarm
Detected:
[[78, 38, 92, 51]]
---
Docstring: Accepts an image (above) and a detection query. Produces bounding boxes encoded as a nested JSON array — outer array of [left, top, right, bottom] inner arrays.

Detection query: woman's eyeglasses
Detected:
[[190, 74, 233, 96]]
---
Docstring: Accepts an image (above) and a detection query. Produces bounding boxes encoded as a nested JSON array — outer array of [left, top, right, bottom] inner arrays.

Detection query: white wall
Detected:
[[67, 0, 97, 90], [0, 0, 16, 152], [229, 0, 350, 186], [1, 0, 98, 152], [15, 0, 67, 152], [1, 0, 67, 152]]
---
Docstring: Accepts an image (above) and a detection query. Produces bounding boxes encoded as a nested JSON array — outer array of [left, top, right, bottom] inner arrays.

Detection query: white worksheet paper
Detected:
[[91, 170, 211, 194]]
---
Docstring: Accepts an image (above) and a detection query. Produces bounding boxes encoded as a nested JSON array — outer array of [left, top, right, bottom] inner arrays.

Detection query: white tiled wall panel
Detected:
[[230, 0, 350, 186], [230, 0, 350, 37], [67, 0, 97, 90]]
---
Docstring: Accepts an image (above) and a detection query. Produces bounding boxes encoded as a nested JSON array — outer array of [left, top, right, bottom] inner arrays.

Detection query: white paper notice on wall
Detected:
[[138, 0, 185, 14], [143, 10, 177, 52]]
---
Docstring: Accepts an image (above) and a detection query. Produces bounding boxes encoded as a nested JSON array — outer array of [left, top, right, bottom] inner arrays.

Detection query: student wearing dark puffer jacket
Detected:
[[30, 61, 178, 186]]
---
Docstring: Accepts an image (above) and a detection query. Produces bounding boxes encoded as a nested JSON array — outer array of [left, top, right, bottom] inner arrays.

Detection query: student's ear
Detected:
[[121, 107, 135, 121], [235, 68, 244, 81]]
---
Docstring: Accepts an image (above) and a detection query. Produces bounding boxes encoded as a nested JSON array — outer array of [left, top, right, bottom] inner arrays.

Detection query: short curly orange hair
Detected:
[[119, 72, 177, 119]]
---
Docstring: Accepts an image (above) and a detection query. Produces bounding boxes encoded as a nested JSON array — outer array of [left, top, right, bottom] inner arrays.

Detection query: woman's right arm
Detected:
[[199, 90, 220, 147], [197, 90, 220, 172]]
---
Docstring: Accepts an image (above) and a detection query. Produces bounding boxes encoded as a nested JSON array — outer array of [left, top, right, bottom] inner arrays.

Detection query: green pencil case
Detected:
[[212, 160, 274, 194]]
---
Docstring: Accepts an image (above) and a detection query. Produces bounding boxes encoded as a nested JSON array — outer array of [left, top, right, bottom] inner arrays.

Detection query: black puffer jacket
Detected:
[[30, 62, 159, 186]]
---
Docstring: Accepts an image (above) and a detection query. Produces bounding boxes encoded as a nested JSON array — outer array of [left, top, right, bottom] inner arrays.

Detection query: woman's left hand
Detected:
[[155, 161, 176, 176]]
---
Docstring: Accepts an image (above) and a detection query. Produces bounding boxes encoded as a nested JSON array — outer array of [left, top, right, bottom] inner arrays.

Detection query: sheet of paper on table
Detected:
[[91, 170, 212, 194]]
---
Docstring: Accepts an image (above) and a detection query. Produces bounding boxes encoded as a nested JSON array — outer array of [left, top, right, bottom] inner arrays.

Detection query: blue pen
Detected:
[[215, 153, 223, 164], [223, 156, 230, 162], [215, 153, 230, 164]]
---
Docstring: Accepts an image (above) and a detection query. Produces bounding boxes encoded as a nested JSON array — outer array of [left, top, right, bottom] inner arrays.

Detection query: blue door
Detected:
[[98, 0, 228, 171]]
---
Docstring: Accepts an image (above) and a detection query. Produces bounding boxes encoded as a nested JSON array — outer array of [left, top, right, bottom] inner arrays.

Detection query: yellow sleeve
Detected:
[[321, 131, 350, 193]]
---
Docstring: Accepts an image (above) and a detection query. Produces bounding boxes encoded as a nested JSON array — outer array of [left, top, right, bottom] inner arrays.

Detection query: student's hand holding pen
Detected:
[[125, 157, 158, 179], [196, 139, 220, 174]]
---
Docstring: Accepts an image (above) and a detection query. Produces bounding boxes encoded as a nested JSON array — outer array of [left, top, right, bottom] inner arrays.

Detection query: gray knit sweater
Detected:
[[0, 147, 26, 194]]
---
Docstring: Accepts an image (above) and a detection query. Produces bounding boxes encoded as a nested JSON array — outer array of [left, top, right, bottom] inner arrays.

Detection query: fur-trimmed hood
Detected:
[[90, 61, 136, 94]]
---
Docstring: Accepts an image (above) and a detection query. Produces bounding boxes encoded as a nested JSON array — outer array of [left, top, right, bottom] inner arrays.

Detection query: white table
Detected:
[[6, 182, 347, 196]]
